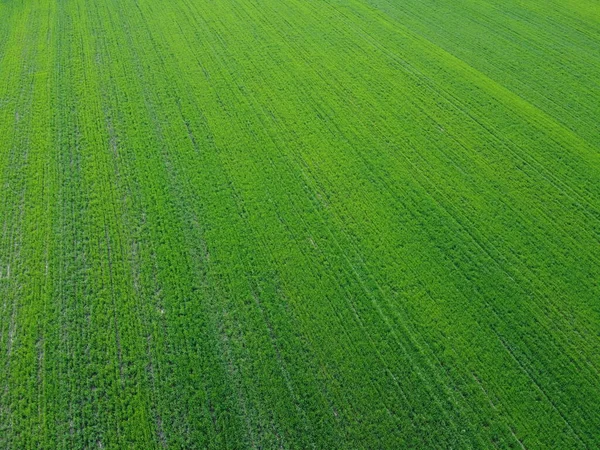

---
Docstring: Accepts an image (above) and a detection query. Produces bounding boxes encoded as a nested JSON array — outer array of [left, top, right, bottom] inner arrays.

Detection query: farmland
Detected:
[[1, 0, 600, 447]]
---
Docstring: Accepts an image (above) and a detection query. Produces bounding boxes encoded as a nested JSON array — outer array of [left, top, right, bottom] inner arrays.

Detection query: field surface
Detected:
[[1, 0, 600, 448]]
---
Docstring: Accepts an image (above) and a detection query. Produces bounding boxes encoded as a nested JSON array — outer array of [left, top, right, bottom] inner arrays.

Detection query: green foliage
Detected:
[[0, 0, 599, 448]]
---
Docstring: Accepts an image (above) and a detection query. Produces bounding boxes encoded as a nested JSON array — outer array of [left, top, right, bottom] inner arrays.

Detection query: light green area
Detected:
[[1, 0, 599, 447]]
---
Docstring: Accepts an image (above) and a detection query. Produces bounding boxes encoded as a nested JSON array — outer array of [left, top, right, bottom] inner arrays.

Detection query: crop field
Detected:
[[1, 0, 599, 447]]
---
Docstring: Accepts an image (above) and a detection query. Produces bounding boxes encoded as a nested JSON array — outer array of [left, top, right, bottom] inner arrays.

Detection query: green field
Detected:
[[1, 0, 599, 447]]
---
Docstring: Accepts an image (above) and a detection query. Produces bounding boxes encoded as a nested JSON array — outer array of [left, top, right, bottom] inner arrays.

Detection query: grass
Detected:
[[1, 0, 599, 447]]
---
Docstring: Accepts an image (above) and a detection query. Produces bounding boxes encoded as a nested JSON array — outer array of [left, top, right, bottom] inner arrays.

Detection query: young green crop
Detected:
[[1, 0, 599, 448]]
